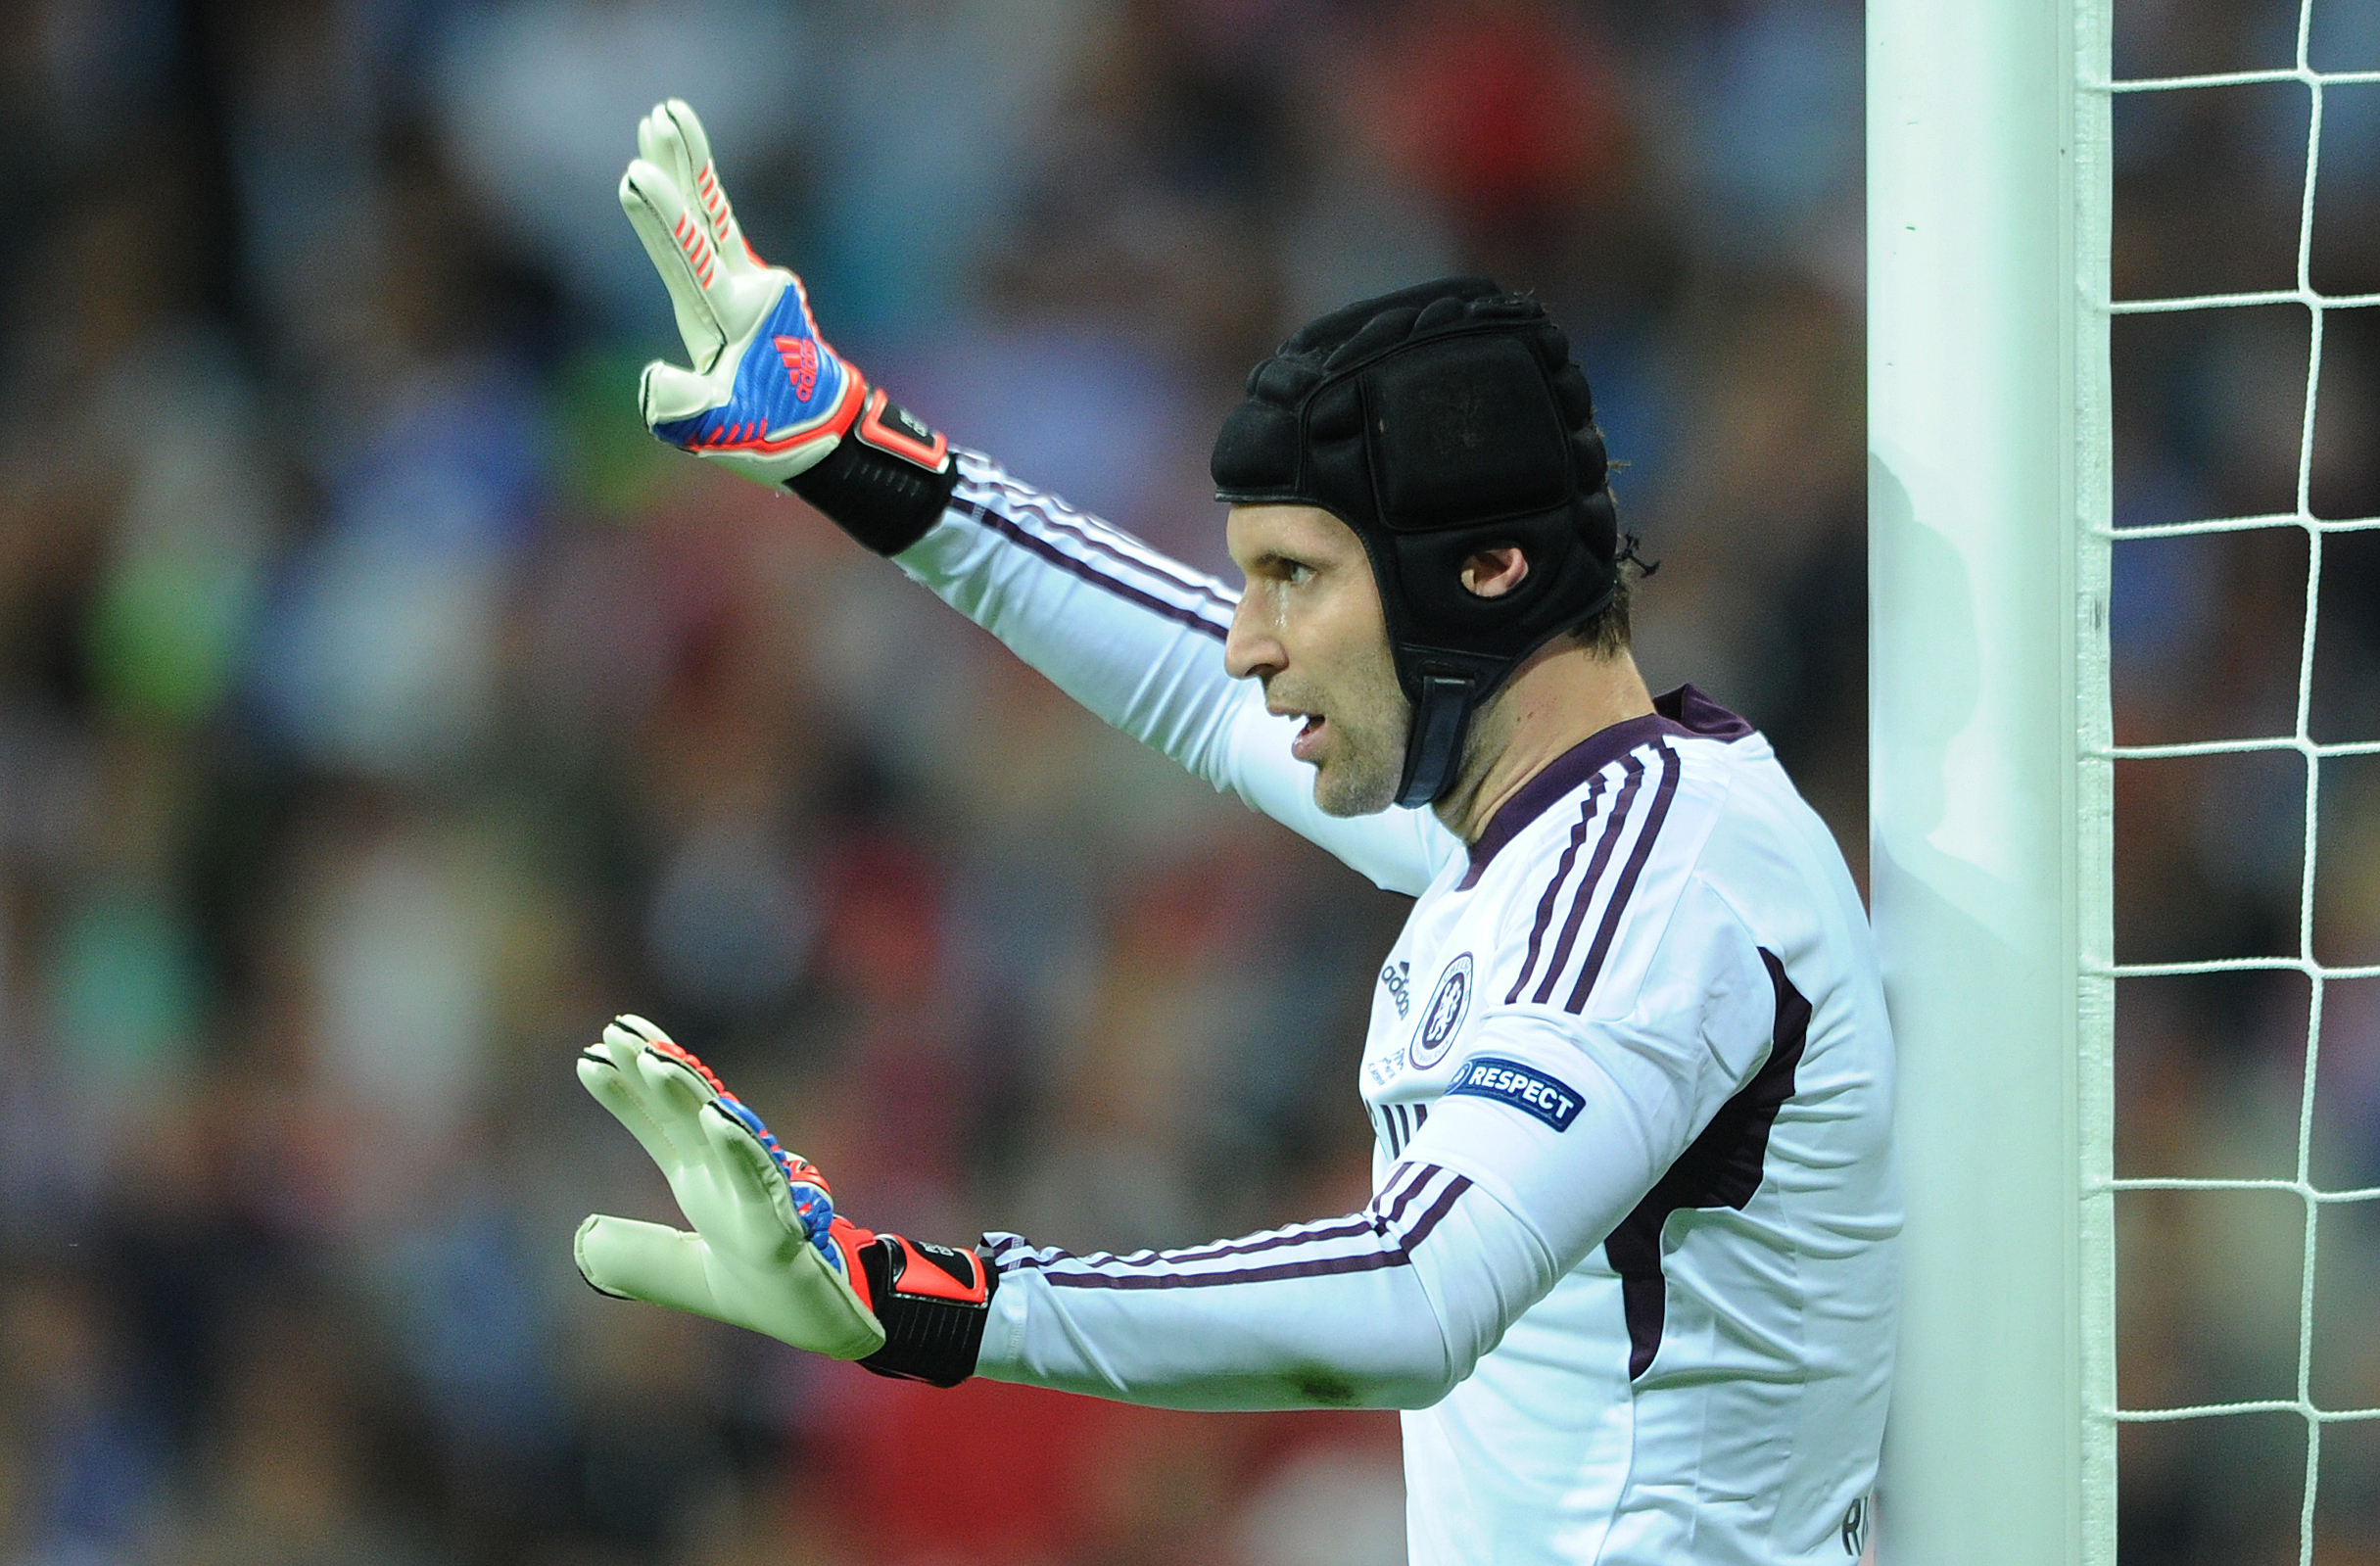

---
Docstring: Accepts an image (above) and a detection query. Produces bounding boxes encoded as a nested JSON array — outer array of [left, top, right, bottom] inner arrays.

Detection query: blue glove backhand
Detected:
[[689, 1059, 847, 1275], [619, 100, 866, 485]]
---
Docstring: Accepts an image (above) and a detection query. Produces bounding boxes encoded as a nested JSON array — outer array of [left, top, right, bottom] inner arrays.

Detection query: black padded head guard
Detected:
[[1212, 277, 1620, 808]]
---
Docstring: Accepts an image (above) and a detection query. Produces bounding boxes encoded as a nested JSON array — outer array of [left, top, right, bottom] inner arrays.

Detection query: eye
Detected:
[[1280, 559, 1316, 586]]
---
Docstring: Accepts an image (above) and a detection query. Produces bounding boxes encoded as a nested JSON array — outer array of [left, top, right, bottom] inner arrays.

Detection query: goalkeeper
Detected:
[[580, 102, 1899, 1566]]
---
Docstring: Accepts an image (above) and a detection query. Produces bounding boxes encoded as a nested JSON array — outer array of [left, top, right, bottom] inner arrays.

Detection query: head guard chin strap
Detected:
[[1211, 277, 1621, 808]]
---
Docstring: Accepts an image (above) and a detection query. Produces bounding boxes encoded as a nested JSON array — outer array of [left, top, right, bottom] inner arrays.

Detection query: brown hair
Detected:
[[1571, 560, 1635, 657]]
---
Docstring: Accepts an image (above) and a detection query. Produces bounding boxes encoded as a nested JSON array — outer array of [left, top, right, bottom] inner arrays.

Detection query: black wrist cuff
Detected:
[[786, 386, 960, 556], [856, 1235, 996, 1388]]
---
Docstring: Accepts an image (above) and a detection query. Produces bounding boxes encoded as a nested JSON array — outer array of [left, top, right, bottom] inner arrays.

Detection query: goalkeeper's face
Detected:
[[1223, 503, 1411, 817]]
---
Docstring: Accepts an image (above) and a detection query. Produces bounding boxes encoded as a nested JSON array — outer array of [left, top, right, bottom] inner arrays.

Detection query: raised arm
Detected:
[[617, 99, 1455, 895]]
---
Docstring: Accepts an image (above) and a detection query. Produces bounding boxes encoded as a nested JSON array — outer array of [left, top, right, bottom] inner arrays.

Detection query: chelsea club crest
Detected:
[[1409, 953, 1474, 1068]]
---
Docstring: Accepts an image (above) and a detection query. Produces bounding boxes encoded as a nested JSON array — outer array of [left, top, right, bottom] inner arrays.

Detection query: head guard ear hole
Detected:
[[1459, 546, 1532, 600]]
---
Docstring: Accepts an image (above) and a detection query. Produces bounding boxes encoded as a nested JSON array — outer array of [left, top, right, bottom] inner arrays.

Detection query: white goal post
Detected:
[[1874, 0, 2380, 1550], [1868, 0, 2115, 1559]]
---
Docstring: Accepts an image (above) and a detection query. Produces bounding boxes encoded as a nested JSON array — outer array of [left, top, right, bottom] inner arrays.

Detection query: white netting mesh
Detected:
[[2090, 8, 2380, 1561]]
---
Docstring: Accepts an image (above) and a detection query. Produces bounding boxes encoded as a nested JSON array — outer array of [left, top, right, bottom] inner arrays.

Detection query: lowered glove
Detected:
[[574, 1014, 995, 1386], [619, 99, 957, 553]]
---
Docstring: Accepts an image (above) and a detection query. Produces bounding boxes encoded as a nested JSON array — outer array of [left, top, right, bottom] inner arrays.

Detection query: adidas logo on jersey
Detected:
[[1380, 960, 1412, 1018]]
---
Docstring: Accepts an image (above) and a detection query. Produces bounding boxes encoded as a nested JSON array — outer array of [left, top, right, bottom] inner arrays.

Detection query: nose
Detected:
[[1223, 593, 1282, 683]]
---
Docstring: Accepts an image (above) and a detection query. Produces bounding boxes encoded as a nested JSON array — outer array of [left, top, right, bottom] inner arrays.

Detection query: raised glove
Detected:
[[619, 99, 957, 552], [574, 1014, 995, 1386]]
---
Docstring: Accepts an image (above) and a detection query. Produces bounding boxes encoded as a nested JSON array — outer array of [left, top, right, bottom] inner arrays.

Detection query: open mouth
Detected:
[[1286, 710, 1327, 762]]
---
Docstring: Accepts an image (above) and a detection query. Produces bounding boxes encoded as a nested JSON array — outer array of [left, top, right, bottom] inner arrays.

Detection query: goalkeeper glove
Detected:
[[574, 1014, 995, 1387], [619, 99, 957, 553]]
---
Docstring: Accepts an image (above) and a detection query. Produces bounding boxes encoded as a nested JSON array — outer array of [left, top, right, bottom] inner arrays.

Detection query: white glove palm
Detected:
[[573, 1015, 885, 1359]]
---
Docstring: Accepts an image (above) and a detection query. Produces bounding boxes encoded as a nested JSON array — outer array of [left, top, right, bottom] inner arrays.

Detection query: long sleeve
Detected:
[[973, 1161, 1559, 1411], [891, 449, 1459, 895]]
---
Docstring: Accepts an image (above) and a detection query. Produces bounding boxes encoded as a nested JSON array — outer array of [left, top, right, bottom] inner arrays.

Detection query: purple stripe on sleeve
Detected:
[[1566, 742, 1684, 1014], [956, 469, 1233, 608], [948, 498, 1231, 641], [1367, 1162, 1431, 1223], [1036, 1249, 1412, 1290], [1052, 1213, 1385, 1273], [958, 477, 1239, 613], [992, 1162, 1464, 1295], [1505, 777, 1608, 1004], [1400, 1174, 1472, 1248], [1027, 1163, 1444, 1284], [1379, 1163, 1443, 1227], [1024, 1171, 1474, 1291], [987, 1235, 1046, 1273], [1530, 753, 1645, 1005]]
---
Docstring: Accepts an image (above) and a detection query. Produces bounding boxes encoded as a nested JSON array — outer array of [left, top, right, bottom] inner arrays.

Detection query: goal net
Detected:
[[1873, 0, 2380, 1561]]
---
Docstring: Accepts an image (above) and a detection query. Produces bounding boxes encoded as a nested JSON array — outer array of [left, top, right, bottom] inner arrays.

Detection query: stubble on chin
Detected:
[[1309, 725, 1405, 818], [1311, 767, 1391, 818]]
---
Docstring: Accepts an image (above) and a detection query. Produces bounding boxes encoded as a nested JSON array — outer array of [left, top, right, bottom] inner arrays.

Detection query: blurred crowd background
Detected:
[[0, 0, 2369, 1561]]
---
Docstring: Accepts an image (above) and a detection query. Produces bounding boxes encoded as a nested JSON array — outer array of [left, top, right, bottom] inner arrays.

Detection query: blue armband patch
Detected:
[[1446, 1056, 1584, 1131]]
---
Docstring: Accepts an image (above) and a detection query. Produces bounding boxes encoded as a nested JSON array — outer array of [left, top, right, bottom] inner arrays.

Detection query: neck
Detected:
[[1432, 644, 1656, 844]]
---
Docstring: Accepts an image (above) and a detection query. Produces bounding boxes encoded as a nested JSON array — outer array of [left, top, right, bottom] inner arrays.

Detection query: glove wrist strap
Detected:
[[787, 386, 959, 555], [855, 1235, 996, 1388]]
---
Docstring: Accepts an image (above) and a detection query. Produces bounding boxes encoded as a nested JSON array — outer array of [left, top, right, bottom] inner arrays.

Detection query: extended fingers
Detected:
[[575, 1214, 720, 1318], [634, 1036, 722, 1141], [645, 99, 752, 271], [615, 1036, 803, 1256], [698, 1100, 807, 1256], [612, 1014, 672, 1048], [619, 158, 727, 371], [578, 1017, 689, 1168], [637, 105, 700, 227], [638, 358, 716, 430], [577, 1051, 677, 1168], [581, 1015, 714, 1168]]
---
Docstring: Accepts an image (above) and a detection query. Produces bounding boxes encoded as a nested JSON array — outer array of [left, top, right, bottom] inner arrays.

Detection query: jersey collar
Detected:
[[1458, 685, 1751, 888]]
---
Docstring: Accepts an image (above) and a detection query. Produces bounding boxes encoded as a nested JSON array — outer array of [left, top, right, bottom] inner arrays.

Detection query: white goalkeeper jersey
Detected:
[[890, 451, 1900, 1566]]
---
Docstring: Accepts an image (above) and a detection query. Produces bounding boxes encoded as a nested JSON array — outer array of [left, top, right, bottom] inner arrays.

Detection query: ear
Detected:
[[1459, 546, 1531, 599]]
